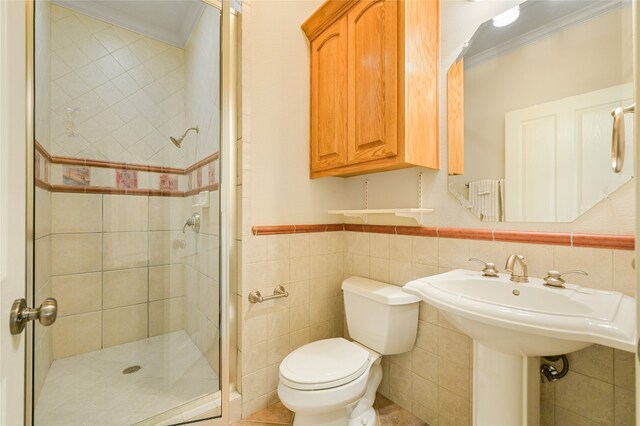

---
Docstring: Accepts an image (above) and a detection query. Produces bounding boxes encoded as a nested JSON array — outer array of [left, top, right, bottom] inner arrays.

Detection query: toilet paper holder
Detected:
[[248, 285, 289, 303]]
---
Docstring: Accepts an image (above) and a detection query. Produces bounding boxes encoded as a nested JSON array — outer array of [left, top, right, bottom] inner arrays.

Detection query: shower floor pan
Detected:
[[35, 330, 219, 425]]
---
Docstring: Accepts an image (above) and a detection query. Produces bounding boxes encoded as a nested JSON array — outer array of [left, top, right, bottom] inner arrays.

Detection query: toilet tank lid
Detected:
[[342, 276, 421, 305]]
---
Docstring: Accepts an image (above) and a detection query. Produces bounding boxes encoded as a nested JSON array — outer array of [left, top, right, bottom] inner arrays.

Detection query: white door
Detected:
[[505, 83, 633, 222], [0, 0, 28, 424]]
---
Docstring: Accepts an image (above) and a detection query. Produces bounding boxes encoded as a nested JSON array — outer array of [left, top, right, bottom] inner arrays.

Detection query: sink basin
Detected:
[[404, 269, 635, 356], [403, 269, 636, 426]]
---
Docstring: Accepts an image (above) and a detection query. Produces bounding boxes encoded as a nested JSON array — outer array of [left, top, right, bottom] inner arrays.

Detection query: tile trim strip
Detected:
[[35, 140, 219, 175], [47, 182, 219, 197], [251, 224, 635, 251]]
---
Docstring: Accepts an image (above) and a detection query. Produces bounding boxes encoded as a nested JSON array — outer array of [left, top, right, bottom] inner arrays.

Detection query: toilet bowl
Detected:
[[277, 277, 420, 426]]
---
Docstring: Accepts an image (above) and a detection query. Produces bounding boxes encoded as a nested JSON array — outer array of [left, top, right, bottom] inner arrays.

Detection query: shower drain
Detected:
[[122, 365, 142, 374]]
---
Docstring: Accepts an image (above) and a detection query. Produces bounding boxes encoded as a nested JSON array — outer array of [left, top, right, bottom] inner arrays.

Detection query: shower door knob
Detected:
[[9, 297, 58, 335]]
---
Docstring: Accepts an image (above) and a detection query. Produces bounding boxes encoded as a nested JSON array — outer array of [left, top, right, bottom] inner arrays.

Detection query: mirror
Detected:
[[447, 0, 634, 222]]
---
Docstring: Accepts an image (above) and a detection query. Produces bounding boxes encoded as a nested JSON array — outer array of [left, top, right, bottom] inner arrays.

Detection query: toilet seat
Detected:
[[279, 338, 371, 391]]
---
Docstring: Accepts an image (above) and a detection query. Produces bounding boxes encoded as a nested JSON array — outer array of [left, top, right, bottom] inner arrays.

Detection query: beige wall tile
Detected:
[[369, 234, 390, 259], [52, 311, 102, 359], [243, 368, 268, 403], [614, 349, 635, 391], [103, 195, 148, 232], [103, 267, 148, 308], [614, 386, 635, 426], [613, 250, 635, 296], [198, 272, 220, 323], [267, 234, 289, 260], [438, 327, 471, 368], [389, 235, 411, 262], [567, 344, 613, 383], [289, 234, 310, 258], [103, 304, 148, 347], [554, 406, 598, 426], [149, 297, 185, 336], [370, 258, 390, 282], [35, 187, 52, 239], [149, 230, 190, 266], [35, 236, 51, 293], [242, 340, 267, 376], [244, 235, 268, 263], [411, 374, 438, 425], [438, 356, 471, 399], [52, 272, 102, 316], [103, 231, 148, 270], [149, 196, 187, 231], [554, 246, 613, 290], [309, 232, 329, 255], [438, 387, 470, 426], [468, 240, 508, 272], [438, 238, 470, 269], [290, 256, 309, 282], [52, 193, 102, 233], [197, 234, 219, 279], [149, 264, 185, 301], [555, 371, 614, 424], [412, 236, 438, 266], [51, 233, 102, 275], [412, 346, 437, 382], [389, 260, 412, 286]]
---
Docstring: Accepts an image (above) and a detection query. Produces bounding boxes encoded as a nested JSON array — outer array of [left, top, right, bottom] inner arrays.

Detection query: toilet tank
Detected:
[[342, 276, 420, 355]]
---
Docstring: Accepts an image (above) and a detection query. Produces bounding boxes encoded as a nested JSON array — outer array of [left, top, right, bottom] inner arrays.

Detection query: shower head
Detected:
[[170, 126, 199, 148]]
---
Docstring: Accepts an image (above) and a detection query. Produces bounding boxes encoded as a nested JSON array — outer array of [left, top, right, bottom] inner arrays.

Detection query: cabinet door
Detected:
[[310, 17, 348, 172], [347, 0, 398, 165]]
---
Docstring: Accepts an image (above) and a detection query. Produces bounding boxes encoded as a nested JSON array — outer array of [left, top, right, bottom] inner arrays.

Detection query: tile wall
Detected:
[[342, 231, 636, 426], [238, 230, 636, 426], [239, 232, 345, 416], [183, 193, 222, 376], [34, 186, 53, 403], [49, 4, 187, 168], [49, 192, 188, 359]]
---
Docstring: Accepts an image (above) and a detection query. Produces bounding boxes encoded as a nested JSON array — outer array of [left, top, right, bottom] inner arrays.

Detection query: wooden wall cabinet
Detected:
[[302, 0, 440, 179]]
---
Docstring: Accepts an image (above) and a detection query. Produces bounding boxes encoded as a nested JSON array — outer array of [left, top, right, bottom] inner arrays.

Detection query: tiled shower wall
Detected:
[[49, 4, 187, 168], [34, 186, 53, 403], [49, 192, 188, 359], [183, 193, 221, 375]]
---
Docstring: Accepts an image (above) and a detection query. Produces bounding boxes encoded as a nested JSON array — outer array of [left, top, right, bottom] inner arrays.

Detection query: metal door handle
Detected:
[[10, 298, 57, 335], [611, 103, 635, 173]]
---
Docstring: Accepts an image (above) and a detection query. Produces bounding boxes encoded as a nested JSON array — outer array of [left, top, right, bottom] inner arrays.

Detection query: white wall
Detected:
[[249, 0, 349, 226], [248, 0, 635, 234]]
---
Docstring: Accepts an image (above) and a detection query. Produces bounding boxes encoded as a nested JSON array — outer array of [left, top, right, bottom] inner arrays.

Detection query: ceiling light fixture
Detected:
[[492, 5, 520, 27]]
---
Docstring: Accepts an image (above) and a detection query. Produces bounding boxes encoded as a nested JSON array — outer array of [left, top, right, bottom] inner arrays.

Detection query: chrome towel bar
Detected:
[[248, 285, 288, 303]]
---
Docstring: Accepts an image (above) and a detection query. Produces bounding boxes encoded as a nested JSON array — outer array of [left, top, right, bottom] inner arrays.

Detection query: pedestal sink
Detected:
[[403, 269, 636, 426]]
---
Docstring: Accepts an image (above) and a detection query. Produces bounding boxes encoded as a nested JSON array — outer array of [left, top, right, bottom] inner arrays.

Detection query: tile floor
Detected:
[[35, 331, 219, 425], [232, 394, 426, 426]]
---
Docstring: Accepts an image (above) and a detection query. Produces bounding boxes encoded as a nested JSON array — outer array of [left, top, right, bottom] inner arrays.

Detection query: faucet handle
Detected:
[[543, 270, 588, 288], [469, 258, 499, 278]]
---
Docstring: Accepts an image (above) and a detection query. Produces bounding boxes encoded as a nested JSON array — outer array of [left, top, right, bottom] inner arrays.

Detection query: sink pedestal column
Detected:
[[473, 342, 540, 426]]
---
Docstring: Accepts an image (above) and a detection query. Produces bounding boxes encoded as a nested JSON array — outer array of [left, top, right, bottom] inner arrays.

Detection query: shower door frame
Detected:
[[18, 0, 237, 424]]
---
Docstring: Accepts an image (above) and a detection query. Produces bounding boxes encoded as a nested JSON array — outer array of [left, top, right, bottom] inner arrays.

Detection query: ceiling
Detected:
[[53, 0, 206, 47], [462, 0, 629, 67]]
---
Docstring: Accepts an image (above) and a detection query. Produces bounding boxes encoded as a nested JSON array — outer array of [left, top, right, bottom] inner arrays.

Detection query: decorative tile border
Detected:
[[34, 141, 219, 197], [251, 224, 635, 251]]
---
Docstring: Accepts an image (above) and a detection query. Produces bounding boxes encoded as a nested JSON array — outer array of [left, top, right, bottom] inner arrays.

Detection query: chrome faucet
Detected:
[[505, 254, 528, 283], [183, 212, 200, 233]]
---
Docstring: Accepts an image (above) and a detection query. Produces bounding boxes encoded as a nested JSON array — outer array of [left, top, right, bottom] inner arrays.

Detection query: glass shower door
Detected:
[[31, 0, 225, 424]]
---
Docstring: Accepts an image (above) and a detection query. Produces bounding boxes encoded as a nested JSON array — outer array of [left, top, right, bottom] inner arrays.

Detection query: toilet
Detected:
[[277, 276, 420, 425]]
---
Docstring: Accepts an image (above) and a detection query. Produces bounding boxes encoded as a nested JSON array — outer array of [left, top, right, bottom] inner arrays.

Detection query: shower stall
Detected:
[[28, 0, 238, 424]]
